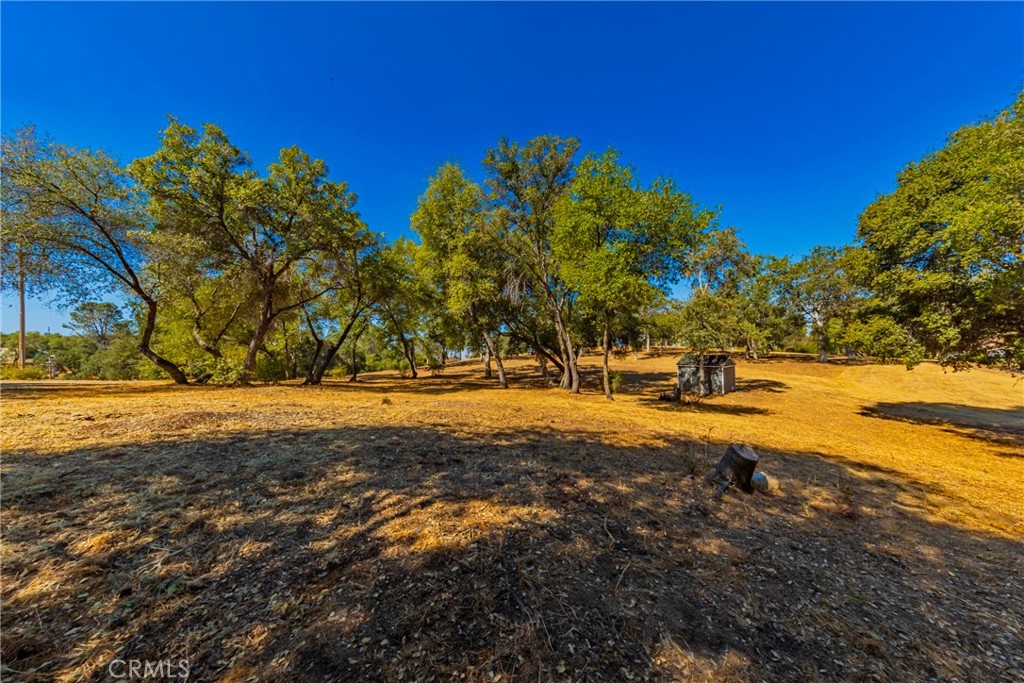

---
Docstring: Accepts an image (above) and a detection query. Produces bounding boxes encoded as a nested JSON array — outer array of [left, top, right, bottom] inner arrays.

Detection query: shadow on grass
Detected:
[[640, 397, 771, 416], [3, 423, 1022, 682], [735, 378, 789, 394], [860, 401, 1024, 449]]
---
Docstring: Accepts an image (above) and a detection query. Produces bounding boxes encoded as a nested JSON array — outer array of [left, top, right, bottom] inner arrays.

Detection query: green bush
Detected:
[[1, 366, 48, 380], [786, 338, 817, 355], [609, 370, 624, 393]]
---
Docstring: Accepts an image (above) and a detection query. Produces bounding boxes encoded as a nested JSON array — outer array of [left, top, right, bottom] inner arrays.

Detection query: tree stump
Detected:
[[704, 444, 759, 498]]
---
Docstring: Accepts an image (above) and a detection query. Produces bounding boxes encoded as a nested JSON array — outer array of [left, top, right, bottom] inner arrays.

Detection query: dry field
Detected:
[[1, 353, 1022, 682]]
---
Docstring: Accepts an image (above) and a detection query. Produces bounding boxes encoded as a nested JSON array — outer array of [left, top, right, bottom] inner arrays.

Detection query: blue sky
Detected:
[[2, 2, 1022, 332]]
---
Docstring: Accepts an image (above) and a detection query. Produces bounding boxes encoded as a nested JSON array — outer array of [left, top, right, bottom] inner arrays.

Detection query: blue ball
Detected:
[[751, 472, 769, 492]]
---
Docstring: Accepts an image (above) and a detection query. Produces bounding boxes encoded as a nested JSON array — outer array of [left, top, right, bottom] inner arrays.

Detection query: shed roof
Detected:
[[676, 354, 735, 367]]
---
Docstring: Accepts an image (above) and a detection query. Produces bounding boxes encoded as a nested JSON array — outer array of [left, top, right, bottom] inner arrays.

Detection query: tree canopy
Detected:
[[3, 91, 1021, 384], [857, 91, 1024, 369]]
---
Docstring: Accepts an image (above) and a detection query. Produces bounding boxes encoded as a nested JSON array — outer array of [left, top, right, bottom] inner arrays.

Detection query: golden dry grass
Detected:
[[1, 353, 1022, 682]]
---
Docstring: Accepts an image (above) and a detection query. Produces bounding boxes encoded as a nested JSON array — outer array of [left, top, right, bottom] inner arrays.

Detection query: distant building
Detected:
[[676, 354, 736, 395]]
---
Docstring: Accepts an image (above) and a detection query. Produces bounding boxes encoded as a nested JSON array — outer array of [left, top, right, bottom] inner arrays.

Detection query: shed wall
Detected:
[[677, 366, 732, 395]]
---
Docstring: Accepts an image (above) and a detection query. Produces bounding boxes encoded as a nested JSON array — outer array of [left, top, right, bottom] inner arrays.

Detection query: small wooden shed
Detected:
[[676, 354, 736, 395]]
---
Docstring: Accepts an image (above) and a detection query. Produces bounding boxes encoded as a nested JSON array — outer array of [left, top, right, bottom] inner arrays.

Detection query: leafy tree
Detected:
[[374, 238, 430, 378], [1, 126, 189, 382], [65, 302, 123, 348], [780, 246, 857, 362], [731, 254, 804, 359], [841, 314, 925, 365], [484, 136, 582, 391], [133, 119, 365, 382], [687, 226, 748, 296], [857, 90, 1024, 369], [413, 163, 509, 387], [553, 150, 709, 399], [301, 232, 385, 385], [0, 205, 66, 369], [671, 291, 739, 396]]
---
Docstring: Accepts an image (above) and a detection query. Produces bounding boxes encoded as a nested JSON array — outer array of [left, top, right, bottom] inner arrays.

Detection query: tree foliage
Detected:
[[6, 92, 1018, 385], [2, 126, 190, 382], [132, 119, 366, 381], [857, 91, 1024, 369], [553, 150, 710, 398]]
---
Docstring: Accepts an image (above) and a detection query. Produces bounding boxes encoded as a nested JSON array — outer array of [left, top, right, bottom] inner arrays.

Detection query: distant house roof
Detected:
[[676, 354, 735, 367]]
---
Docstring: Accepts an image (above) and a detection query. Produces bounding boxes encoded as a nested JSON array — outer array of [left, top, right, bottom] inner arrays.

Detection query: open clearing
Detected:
[[2, 354, 1022, 682]]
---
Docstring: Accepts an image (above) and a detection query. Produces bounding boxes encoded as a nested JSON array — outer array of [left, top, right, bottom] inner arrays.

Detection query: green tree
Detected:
[[553, 150, 709, 399], [0, 206, 65, 369], [780, 246, 857, 362], [413, 163, 510, 387], [133, 119, 365, 382], [484, 136, 582, 392], [671, 292, 740, 396], [301, 232, 385, 385], [1, 126, 189, 382], [857, 91, 1024, 369], [732, 254, 803, 359], [374, 238, 430, 378], [65, 302, 123, 348]]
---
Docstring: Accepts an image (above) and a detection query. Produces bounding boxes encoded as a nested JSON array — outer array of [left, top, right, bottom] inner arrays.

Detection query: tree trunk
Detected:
[[557, 331, 571, 389], [283, 321, 296, 380], [552, 307, 579, 393], [481, 327, 508, 389], [398, 333, 418, 378], [305, 312, 361, 386], [472, 306, 506, 389], [814, 319, 829, 363], [533, 334, 564, 374], [602, 320, 613, 401], [704, 444, 759, 498], [17, 250, 26, 370], [349, 340, 360, 381], [345, 323, 368, 382], [138, 296, 189, 384], [242, 291, 275, 382], [483, 343, 492, 379], [698, 354, 707, 396], [192, 327, 223, 359], [304, 336, 324, 384], [645, 333, 651, 353]]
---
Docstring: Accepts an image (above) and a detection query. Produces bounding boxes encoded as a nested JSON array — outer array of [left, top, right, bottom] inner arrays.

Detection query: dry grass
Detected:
[[1, 353, 1022, 682]]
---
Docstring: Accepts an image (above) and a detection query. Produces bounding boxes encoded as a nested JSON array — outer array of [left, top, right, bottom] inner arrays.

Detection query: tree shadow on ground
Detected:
[[860, 401, 1024, 449], [738, 353, 882, 367], [3, 423, 1022, 682], [0, 381, 206, 402], [734, 378, 789, 394], [639, 397, 771, 416]]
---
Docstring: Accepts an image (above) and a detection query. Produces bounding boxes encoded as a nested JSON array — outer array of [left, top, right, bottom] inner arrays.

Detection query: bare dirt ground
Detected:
[[2, 353, 1022, 682]]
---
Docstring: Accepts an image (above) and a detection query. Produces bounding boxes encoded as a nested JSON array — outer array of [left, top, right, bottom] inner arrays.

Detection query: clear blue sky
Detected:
[[2, 2, 1022, 332]]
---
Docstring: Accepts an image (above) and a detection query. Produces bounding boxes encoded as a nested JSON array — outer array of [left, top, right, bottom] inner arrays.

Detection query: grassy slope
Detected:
[[1, 354, 1022, 681]]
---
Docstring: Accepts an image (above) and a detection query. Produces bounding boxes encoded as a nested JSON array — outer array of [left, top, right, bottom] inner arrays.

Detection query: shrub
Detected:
[[609, 370, 624, 394], [0, 366, 48, 380]]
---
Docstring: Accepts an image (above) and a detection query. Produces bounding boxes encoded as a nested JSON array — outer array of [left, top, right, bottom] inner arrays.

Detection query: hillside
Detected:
[[2, 355, 1022, 681]]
